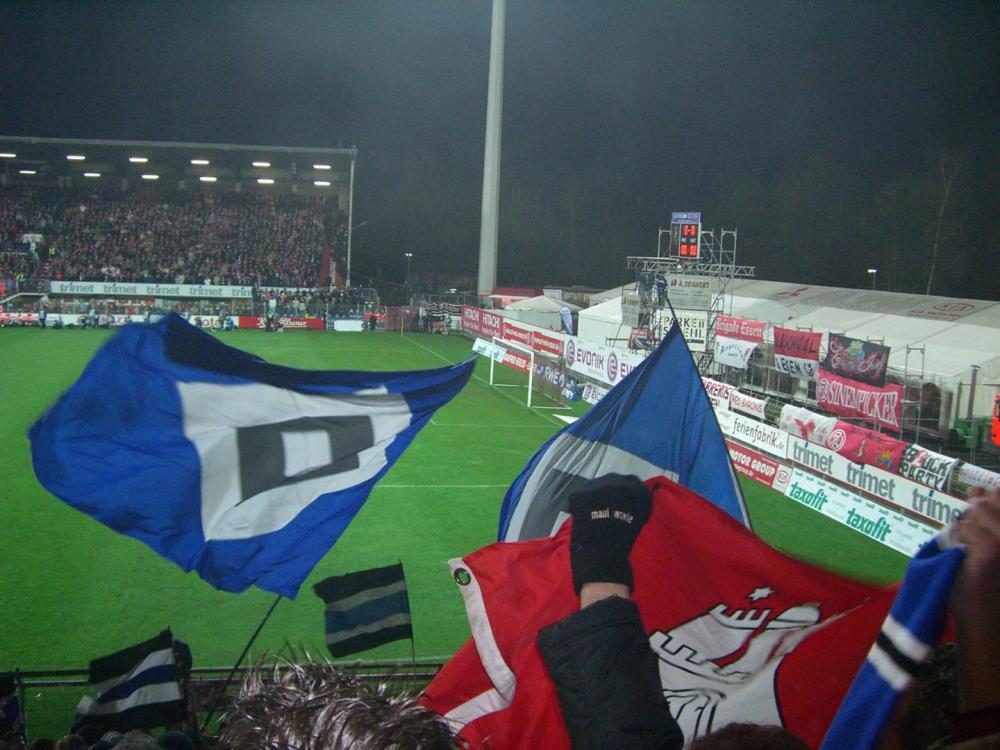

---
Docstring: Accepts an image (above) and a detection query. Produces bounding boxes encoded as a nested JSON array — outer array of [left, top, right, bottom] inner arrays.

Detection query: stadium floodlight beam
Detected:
[[83, 172, 101, 178], [129, 156, 148, 163], [257, 178, 274, 185], [191, 159, 210, 165], [313, 180, 331, 187], [252, 161, 271, 168], [19, 169, 36, 175], [141, 174, 159, 180], [313, 163, 331, 170], [405, 252, 413, 285], [0, 152, 16, 158], [199, 175, 217, 182], [866, 268, 878, 289], [66, 154, 86, 160]]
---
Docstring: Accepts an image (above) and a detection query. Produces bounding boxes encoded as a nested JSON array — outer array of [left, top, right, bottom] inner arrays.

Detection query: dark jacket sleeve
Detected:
[[537, 595, 684, 750]]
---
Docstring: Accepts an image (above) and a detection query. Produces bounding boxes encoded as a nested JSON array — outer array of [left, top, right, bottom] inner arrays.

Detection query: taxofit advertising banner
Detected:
[[773, 327, 822, 380], [823, 334, 891, 387], [783, 468, 934, 557], [817, 368, 903, 431]]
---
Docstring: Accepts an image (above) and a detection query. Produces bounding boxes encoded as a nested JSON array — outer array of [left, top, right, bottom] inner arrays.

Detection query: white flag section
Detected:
[[714, 337, 758, 369]]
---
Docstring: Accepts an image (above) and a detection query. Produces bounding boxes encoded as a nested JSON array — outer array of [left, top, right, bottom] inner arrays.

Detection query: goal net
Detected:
[[479, 336, 570, 411]]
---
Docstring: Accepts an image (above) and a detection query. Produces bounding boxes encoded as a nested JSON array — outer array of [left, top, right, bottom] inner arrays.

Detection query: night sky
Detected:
[[2, 1, 998, 299]]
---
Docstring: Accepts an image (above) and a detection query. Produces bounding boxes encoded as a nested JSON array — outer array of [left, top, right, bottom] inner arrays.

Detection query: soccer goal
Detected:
[[486, 336, 571, 411]]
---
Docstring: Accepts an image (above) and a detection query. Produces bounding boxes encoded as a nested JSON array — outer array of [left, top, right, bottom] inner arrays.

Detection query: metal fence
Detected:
[[13, 658, 446, 743]]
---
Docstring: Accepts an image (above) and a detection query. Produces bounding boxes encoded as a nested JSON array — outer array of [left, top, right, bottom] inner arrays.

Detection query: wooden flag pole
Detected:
[[199, 593, 283, 735]]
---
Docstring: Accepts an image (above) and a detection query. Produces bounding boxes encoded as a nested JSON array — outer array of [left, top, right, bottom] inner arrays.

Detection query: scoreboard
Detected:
[[671, 211, 701, 259]]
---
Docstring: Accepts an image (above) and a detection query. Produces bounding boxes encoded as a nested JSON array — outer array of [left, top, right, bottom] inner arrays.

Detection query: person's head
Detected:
[[54, 736, 87, 750], [688, 723, 810, 750], [219, 659, 460, 750], [154, 732, 191, 750], [112, 732, 157, 750]]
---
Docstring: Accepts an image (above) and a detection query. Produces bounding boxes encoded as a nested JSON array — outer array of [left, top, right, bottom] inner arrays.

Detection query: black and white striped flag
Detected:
[[314, 563, 413, 658], [76, 629, 187, 732]]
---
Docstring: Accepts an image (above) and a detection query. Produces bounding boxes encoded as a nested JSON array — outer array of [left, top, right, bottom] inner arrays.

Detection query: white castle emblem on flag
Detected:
[[648, 588, 822, 741]]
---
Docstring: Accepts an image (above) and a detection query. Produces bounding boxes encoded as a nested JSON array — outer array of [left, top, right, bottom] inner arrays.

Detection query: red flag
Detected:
[[422, 477, 899, 749]]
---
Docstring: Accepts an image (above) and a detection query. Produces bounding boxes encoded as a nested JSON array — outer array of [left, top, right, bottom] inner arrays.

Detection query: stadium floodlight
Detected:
[[66, 154, 86, 161], [313, 180, 331, 187], [83, 172, 101, 178], [141, 174, 160, 181], [252, 161, 271, 168], [313, 163, 331, 170], [199, 175, 218, 183], [191, 159, 210, 165], [257, 178, 274, 185], [19, 169, 37, 175], [129, 156, 149, 163], [0, 152, 16, 158]]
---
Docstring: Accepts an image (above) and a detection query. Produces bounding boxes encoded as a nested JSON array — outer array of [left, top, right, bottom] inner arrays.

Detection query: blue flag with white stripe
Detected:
[[76, 629, 186, 732], [821, 529, 965, 749], [29, 313, 474, 597], [498, 325, 747, 541]]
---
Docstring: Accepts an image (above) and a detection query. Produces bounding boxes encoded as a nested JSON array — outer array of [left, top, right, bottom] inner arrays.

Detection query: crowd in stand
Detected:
[[0, 186, 345, 289]]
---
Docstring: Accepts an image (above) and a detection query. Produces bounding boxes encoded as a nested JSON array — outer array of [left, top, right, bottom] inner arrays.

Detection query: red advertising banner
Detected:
[[502, 348, 532, 373], [238, 316, 324, 330], [532, 330, 565, 358], [461, 305, 483, 336], [715, 315, 766, 343], [480, 309, 504, 339], [774, 327, 822, 359], [817, 368, 903, 431], [824, 421, 907, 473], [502, 320, 533, 349], [726, 440, 787, 488]]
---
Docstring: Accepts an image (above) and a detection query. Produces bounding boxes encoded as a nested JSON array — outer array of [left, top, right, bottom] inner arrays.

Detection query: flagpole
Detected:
[[199, 593, 282, 734], [399, 559, 418, 684]]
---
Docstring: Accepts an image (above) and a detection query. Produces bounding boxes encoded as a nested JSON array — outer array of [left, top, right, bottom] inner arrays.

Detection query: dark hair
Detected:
[[218, 659, 461, 750], [688, 723, 810, 750]]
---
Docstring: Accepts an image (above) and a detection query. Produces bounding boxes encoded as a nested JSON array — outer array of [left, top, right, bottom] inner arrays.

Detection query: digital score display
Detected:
[[677, 222, 701, 258]]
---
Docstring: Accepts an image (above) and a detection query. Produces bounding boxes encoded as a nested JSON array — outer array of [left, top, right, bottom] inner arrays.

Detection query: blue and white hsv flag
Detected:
[[821, 529, 965, 750], [76, 629, 186, 732], [498, 325, 747, 541], [30, 313, 475, 597]]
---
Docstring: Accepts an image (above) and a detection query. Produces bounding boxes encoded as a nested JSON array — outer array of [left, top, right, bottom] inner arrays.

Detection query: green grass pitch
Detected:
[[0, 326, 908, 675]]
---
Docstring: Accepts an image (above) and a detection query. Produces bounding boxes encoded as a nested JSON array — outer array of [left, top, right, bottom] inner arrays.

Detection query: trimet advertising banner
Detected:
[[564, 336, 646, 387], [785, 435, 966, 527], [783, 468, 935, 557], [50, 281, 254, 299]]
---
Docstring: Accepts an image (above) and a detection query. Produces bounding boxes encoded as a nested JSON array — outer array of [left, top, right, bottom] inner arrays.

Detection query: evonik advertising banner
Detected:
[[564, 336, 646, 387], [817, 368, 903, 431]]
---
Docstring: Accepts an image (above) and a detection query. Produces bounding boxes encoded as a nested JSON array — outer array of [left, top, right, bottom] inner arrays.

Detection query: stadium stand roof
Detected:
[[0, 135, 355, 196]]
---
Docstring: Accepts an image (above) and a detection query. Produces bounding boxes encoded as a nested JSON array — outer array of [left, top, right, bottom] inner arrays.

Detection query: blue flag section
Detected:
[[314, 562, 413, 658], [821, 530, 965, 750], [29, 314, 475, 597], [498, 325, 747, 541]]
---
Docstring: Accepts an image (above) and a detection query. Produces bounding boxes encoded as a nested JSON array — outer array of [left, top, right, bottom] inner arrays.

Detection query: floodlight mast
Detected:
[[477, 0, 505, 296]]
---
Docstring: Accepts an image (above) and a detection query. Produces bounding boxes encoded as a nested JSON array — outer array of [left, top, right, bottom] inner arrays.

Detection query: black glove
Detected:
[[568, 474, 652, 595]]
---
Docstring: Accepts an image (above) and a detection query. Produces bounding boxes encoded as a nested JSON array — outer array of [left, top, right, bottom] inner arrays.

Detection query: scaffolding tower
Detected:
[[626, 224, 755, 372]]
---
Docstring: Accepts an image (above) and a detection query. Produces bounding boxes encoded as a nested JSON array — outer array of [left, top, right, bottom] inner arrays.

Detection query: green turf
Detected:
[[0, 327, 907, 676]]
